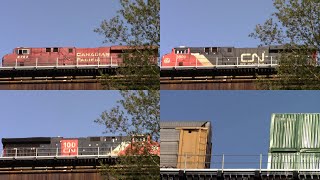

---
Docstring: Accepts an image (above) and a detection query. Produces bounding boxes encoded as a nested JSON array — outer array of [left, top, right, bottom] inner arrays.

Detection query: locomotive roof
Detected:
[[14, 45, 158, 49], [172, 45, 310, 50], [160, 121, 211, 128], [2, 137, 51, 144]]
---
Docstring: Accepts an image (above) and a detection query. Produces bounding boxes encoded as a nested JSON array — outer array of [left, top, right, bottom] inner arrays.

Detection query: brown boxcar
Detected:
[[160, 121, 212, 169], [177, 127, 210, 169]]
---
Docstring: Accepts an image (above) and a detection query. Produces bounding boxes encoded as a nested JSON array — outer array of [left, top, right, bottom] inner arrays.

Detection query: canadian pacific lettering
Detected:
[[76, 52, 110, 62], [76, 53, 110, 57]]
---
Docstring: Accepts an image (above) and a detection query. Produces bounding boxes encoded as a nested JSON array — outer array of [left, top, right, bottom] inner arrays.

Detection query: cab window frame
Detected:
[[17, 49, 30, 55]]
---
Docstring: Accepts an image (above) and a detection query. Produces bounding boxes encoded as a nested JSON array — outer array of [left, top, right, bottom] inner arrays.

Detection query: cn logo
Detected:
[[61, 139, 78, 156], [164, 58, 170, 63], [241, 51, 265, 63]]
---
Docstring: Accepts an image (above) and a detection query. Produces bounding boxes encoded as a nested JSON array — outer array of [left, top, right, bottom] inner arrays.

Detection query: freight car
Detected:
[[160, 121, 212, 169], [2, 46, 158, 67], [1, 136, 159, 157], [161, 46, 319, 67], [268, 113, 320, 170]]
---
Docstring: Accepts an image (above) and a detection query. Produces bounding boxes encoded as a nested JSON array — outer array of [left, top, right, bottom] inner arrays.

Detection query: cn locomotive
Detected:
[[161, 46, 319, 67], [2, 46, 157, 67], [2, 136, 159, 157]]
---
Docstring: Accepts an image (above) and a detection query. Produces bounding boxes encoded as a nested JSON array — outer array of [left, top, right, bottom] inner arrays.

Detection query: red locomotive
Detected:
[[2, 46, 155, 67]]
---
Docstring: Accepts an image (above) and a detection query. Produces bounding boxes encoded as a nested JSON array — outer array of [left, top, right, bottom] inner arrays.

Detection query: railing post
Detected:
[[222, 154, 225, 173], [196, 56, 197, 68], [98, 147, 100, 157], [184, 153, 187, 172], [15, 59, 17, 68], [216, 57, 218, 66], [98, 57, 100, 67], [260, 154, 262, 172], [15, 148, 17, 158], [111, 56, 113, 66], [36, 148, 38, 157], [36, 58, 38, 68], [56, 148, 58, 156], [175, 56, 177, 68]]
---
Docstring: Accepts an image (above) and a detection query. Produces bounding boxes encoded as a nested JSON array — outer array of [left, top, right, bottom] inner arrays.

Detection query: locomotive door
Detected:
[[59, 48, 76, 65]]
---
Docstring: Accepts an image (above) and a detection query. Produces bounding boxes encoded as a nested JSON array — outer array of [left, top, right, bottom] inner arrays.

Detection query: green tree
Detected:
[[250, 0, 320, 89], [94, 0, 160, 90], [95, 90, 160, 180]]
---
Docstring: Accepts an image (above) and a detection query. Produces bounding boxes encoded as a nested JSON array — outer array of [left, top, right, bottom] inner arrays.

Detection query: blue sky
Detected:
[[160, 0, 275, 56], [0, 0, 120, 62], [0, 91, 121, 140], [0, 1, 275, 59], [160, 91, 320, 168]]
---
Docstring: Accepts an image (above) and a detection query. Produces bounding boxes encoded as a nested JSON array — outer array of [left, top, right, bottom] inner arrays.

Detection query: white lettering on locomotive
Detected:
[[76, 52, 110, 57], [76, 57, 100, 62], [241, 51, 265, 63], [17, 55, 29, 59], [176, 55, 186, 59]]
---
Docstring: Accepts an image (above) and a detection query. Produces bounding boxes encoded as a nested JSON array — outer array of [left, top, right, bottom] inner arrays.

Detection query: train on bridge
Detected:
[[1, 135, 159, 157], [161, 45, 319, 68], [2, 46, 157, 67]]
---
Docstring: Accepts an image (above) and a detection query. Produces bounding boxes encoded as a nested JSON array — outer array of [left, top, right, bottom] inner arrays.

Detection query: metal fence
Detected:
[[160, 154, 320, 170], [2, 57, 120, 68], [1, 147, 117, 158], [160, 56, 279, 69]]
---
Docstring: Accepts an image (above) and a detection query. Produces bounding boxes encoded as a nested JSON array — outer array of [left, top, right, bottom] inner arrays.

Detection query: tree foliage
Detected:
[[95, 90, 160, 179], [250, 0, 320, 89], [95, 0, 160, 90]]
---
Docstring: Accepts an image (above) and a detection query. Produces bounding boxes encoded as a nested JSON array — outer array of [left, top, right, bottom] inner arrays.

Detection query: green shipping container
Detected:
[[298, 114, 320, 150], [269, 114, 299, 152], [268, 153, 297, 169], [269, 113, 320, 152], [268, 152, 320, 170]]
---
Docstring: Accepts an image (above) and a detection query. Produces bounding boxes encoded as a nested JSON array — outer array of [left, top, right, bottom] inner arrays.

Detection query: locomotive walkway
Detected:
[[160, 168, 320, 180], [0, 147, 118, 168]]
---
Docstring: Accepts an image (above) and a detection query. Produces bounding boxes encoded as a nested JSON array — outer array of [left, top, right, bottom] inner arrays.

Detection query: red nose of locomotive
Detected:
[[161, 54, 174, 66], [2, 54, 8, 66]]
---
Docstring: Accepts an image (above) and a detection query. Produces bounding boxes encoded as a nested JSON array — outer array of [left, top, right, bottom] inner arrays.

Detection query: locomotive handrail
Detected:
[[160, 153, 320, 171], [3, 57, 120, 69], [0, 64, 119, 71], [161, 56, 279, 69], [160, 64, 278, 70], [0, 146, 124, 159]]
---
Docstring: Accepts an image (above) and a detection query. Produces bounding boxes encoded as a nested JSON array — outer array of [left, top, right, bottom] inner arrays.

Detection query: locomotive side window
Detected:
[[46, 48, 51, 52], [204, 47, 210, 54], [53, 48, 59, 52], [17, 49, 30, 55], [212, 47, 218, 53], [175, 49, 187, 54], [227, 48, 232, 52], [68, 48, 73, 53]]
